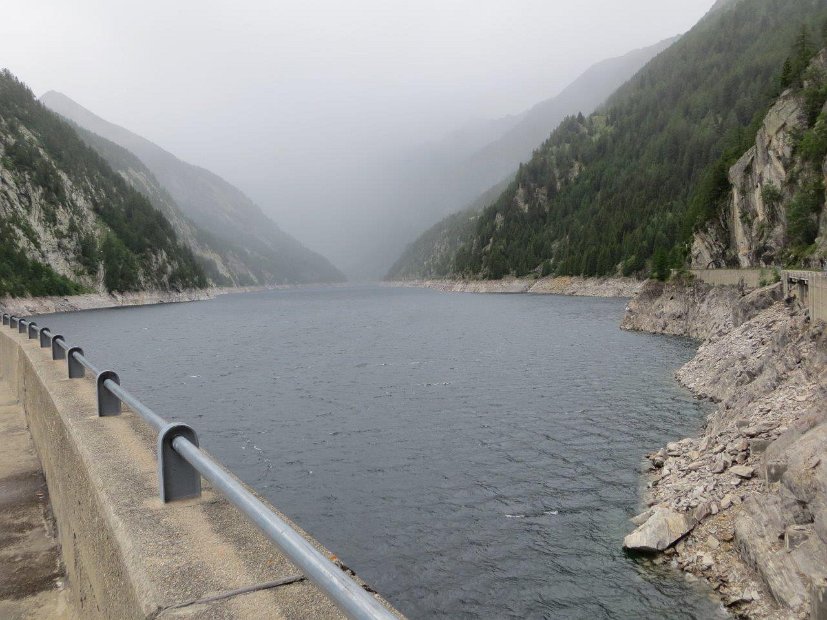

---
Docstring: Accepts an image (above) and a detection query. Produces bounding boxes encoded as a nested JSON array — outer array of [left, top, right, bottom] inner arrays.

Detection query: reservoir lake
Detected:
[[39, 285, 726, 619]]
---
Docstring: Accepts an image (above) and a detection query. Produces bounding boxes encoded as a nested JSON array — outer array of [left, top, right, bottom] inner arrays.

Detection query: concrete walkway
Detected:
[[0, 381, 73, 619]]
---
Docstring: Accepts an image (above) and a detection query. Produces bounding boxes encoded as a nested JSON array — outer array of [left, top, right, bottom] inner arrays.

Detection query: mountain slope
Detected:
[[443, 38, 678, 202], [40, 92, 345, 285], [386, 178, 511, 280], [0, 69, 206, 297], [68, 124, 262, 286], [384, 39, 677, 280], [426, 0, 827, 280]]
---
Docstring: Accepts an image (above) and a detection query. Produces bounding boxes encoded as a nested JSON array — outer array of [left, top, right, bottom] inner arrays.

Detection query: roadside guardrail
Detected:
[[0, 310, 395, 620]]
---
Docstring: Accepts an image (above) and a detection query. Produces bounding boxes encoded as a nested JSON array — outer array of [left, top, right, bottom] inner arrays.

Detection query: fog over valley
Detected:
[[2, 0, 717, 278], [4, 1, 827, 618]]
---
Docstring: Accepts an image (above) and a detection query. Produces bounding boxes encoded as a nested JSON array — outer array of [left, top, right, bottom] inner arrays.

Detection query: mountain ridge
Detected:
[[40, 91, 345, 285]]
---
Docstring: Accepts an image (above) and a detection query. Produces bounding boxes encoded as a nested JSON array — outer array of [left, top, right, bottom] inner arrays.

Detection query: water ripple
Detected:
[[40, 286, 726, 619]]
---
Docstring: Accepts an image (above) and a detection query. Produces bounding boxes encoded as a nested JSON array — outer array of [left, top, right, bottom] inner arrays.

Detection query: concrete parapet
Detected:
[[689, 268, 766, 288], [782, 271, 827, 323], [0, 327, 399, 619]]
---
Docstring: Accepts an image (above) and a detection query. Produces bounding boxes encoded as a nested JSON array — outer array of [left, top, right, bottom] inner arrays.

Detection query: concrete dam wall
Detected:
[[0, 325, 399, 619]]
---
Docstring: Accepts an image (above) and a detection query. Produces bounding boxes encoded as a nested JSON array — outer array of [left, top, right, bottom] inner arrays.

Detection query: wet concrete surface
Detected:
[[0, 385, 72, 619]]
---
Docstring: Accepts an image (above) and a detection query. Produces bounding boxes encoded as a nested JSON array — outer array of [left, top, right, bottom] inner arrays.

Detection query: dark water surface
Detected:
[[39, 286, 725, 619]]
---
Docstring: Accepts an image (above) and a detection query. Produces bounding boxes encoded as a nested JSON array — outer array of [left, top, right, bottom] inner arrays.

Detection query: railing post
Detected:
[[51, 335, 65, 360], [10, 316, 18, 329], [39, 328, 51, 348], [18, 320, 28, 334], [158, 423, 201, 502], [96, 371, 122, 416], [2, 314, 8, 326], [67, 347, 85, 378], [28, 322, 38, 339]]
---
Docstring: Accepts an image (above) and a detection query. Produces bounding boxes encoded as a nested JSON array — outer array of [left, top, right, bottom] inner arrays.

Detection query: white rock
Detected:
[[730, 465, 754, 479], [623, 508, 696, 552]]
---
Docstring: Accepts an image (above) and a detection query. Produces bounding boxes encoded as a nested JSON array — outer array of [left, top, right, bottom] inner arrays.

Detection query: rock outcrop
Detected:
[[692, 95, 805, 269], [623, 280, 827, 618], [623, 508, 696, 552], [620, 279, 762, 340], [692, 50, 827, 270]]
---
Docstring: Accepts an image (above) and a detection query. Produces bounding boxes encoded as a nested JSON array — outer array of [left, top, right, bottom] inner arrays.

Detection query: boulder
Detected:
[[730, 465, 755, 479], [630, 509, 654, 526], [623, 507, 696, 552]]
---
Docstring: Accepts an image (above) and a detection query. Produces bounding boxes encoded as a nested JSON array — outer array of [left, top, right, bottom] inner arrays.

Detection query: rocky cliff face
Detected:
[[0, 127, 100, 291], [692, 50, 827, 270], [623, 280, 827, 618], [0, 70, 205, 296]]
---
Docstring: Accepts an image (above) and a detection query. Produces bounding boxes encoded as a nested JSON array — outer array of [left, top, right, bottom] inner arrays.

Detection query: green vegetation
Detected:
[[0, 222, 84, 297], [386, 178, 510, 280], [444, 0, 827, 280], [785, 179, 824, 258], [651, 248, 671, 282], [0, 69, 207, 295], [783, 37, 827, 264], [761, 183, 784, 208], [780, 25, 817, 90], [758, 267, 782, 286]]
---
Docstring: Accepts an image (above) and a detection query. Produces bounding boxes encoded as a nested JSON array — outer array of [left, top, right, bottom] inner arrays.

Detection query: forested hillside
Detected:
[[382, 39, 676, 280], [415, 0, 827, 280], [0, 70, 205, 297], [386, 179, 510, 280]]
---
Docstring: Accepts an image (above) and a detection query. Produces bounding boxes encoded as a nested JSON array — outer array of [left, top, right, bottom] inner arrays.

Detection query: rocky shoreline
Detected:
[[389, 275, 644, 297], [622, 279, 826, 619], [0, 284, 291, 316]]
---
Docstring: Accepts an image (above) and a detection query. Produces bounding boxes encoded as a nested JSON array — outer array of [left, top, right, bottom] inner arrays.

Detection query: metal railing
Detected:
[[0, 311, 395, 620]]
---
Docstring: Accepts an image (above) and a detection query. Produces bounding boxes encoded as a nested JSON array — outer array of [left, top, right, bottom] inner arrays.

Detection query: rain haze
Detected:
[[2, 0, 717, 278]]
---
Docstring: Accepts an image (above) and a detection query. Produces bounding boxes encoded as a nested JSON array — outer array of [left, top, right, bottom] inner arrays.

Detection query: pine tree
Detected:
[[651, 248, 670, 282], [791, 25, 813, 84], [780, 58, 793, 89]]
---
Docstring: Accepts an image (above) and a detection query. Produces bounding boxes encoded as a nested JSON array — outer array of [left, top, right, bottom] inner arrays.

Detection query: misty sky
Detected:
[[2, 0, 716, 277]]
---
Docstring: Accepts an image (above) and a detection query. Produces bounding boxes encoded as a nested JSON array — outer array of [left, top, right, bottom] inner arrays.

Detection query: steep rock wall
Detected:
[[623, 280, 827, 618], [0, 130, 101, 291], [693, 50, 827, 270], [692, 93, 806, 268]]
